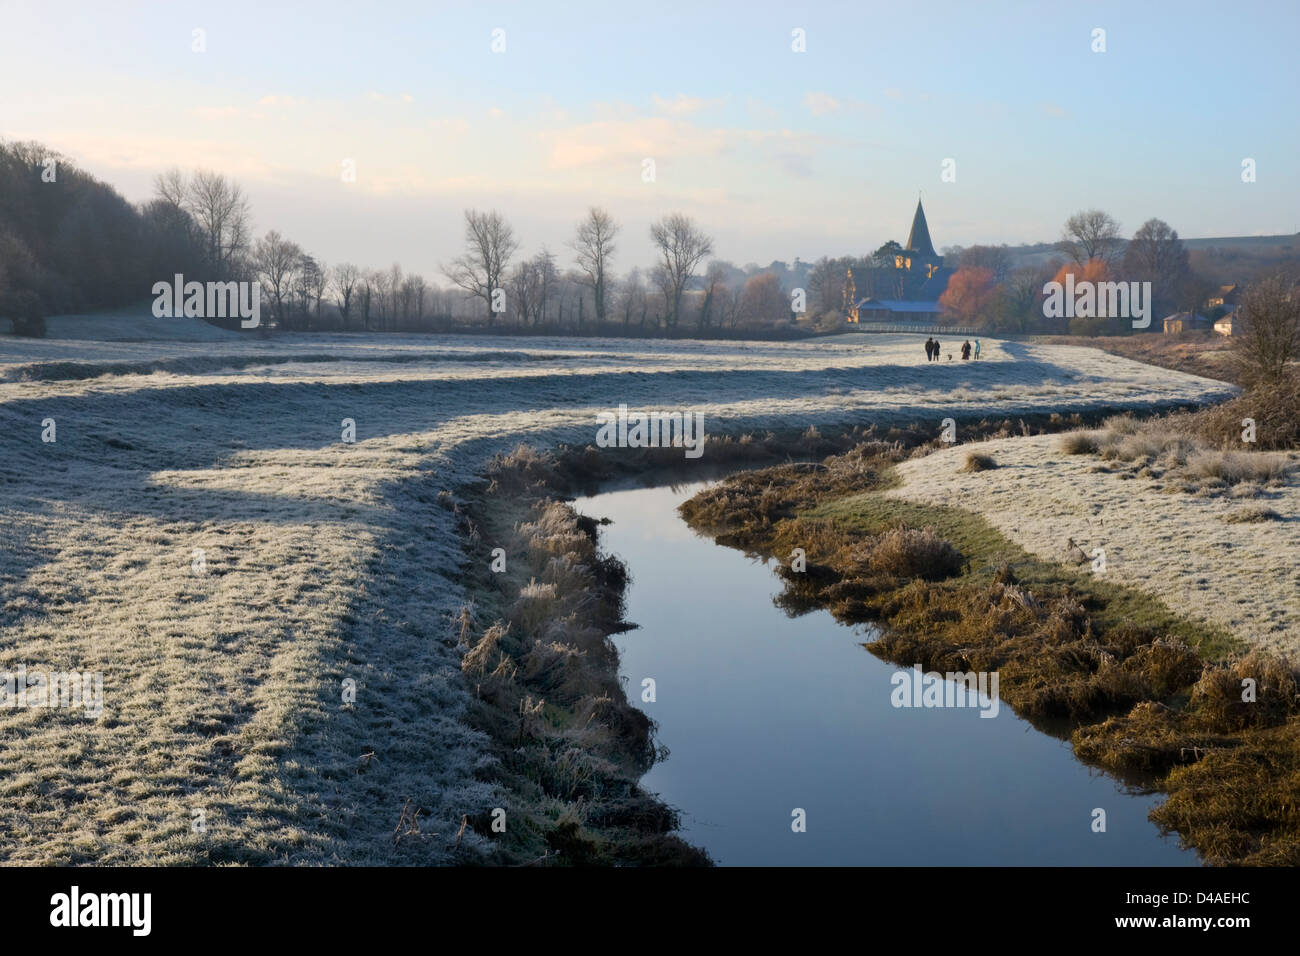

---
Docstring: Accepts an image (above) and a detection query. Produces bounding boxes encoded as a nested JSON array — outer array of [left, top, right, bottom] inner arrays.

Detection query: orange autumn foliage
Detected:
[[938, 266, 996, 322], [1051, 258, 1110, 288]]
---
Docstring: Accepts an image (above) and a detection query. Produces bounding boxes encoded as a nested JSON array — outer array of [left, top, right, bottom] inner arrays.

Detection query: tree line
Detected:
[[936, 210, 1206, 334], [0, 138, 812, 337], [4, 138, 1289, 340], [0, 140, 216, 335]]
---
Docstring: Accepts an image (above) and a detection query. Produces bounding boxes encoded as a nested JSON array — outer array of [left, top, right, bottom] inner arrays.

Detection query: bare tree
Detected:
[[697, 261, 728, 331], [332, 263, 362, 330], [386, 263, 404, 329], [1234, 274, 1300, 385], [534, 249, 557, 326], [999, 265, 1047, 333], [443, 209, 519, 325], [649, 213, 714, 328], [252, 231, 301, 329], [153, 168, 188, 211], [720, 282, 742, 329], [292, 253, 325, 327], [737, 272, 788, 327], [403, 274, 428, 326], [1058, 209, 1123, 267], [649, 263, 673, 330], [616, 268, 646, 327], [954, 244, 1012, 283], [370, 267, 395, 330], [308, 256, 329, 325], [359, 270, 379, 331], [1124, 218, 1188, 315], [571, 206, 618, 325], [508, 257, 544, 327], [180, 170, 251, 271]]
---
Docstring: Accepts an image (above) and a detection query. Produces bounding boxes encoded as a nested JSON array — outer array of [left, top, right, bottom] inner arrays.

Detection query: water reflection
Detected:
[[572, 479, 1197, 867]]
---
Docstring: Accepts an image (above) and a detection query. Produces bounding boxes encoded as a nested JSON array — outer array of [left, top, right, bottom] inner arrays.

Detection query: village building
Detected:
[[1162, 311, 1211, 334], [846, 198, 953, 324], [855, 299, 945, 323], [1207, 284, 1241, 317], [1214, 312, 1246, 336]]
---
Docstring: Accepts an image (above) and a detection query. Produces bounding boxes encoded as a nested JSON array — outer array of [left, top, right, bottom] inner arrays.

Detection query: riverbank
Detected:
[[450, 408, 1241, 863], [0, 330, 1245, 863], [573, 479, 1195, 865], [448, 429, 879, 864], [678, 434, 1300, 865]]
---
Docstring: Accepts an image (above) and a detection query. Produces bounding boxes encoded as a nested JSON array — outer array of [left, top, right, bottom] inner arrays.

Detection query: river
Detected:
[[572, 477, 1197, 867]]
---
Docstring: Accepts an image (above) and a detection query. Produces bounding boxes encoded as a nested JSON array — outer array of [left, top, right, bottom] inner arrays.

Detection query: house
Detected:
[[1162, 311, 1210, 334], [1207, 284, 1240, 310], [854, 298, 944, 323], [1214, 312, 1246, 336]]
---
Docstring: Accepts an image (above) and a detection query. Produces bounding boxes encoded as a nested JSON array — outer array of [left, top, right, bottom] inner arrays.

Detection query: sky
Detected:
[[2, 0, 1298, 278]]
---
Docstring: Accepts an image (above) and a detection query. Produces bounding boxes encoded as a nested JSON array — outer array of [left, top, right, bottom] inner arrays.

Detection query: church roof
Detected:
[[856, 298, 942, 313], [905, 198, 937, 257], [917, 267, 953, 300]]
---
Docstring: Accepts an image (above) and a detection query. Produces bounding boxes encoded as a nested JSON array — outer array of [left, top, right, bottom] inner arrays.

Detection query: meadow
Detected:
[[0, 314, 1238, 863]]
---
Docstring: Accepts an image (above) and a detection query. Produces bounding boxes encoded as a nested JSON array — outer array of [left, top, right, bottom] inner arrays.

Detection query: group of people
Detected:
[[924, 337, 981, 362]]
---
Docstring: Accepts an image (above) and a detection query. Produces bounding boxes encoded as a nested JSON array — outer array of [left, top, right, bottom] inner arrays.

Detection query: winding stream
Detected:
[[573, 477, 1198, 867]]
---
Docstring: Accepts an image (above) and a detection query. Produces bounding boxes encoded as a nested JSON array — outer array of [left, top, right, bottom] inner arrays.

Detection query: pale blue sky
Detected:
[[2, 0, 1296, 275]]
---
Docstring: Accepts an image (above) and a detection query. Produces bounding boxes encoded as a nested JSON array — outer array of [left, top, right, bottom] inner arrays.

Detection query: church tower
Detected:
[[899, 197, 943, 280]]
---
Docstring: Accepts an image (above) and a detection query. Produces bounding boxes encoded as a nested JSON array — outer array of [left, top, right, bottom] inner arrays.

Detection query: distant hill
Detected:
[[997, 234, 1300, 273]]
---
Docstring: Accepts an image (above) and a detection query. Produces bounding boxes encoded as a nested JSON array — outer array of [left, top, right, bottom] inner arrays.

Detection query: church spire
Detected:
[[906, 197, 936, 257]]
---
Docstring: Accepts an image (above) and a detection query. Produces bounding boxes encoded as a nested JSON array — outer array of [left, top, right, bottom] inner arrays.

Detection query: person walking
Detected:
[[924, 337, 933, 362], [974, 339, 982, 360], [961, 340, 971, 360]]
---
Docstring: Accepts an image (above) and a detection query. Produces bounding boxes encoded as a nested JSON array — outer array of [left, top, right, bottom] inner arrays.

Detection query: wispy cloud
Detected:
[[803, 91, 879, 117], [539, 115, 749, 170], [652, 93, 726, 115], [803, 91, 842, 116]]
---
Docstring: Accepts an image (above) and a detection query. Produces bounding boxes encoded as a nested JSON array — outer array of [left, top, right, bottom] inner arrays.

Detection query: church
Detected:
[[847, 198, 954, 323]]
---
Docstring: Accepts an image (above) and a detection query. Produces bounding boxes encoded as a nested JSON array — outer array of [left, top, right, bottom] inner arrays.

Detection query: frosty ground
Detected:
[[887, 435, 1300, 652], [0, 317, 1238, 864]]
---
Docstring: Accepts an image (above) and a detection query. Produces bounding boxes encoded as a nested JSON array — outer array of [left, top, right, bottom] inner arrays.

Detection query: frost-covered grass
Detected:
[[888, 434, 1300, 651], [0, 318, 1238, 863], [1055, 413, 1294, 493]]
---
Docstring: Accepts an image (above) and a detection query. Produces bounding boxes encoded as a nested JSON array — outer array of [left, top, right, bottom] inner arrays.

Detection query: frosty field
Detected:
[[887, 435, 1300, 652], [0, 320, 1239, 864]]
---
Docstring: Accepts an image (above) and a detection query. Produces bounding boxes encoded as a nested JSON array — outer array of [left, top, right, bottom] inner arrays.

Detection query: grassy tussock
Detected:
[[1195, 373, 1300, 451], [681, 437, 1300, 865], [1222, 504, 1283, 523], [1058, 431, 1100, 455], [850, 526, 965, 581], [961, 450, 998, 472], [1057, 411, 1295, 497]]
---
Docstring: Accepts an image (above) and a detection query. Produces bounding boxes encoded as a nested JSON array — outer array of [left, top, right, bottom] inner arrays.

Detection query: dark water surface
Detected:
[[573, 479, 1197, 867]]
